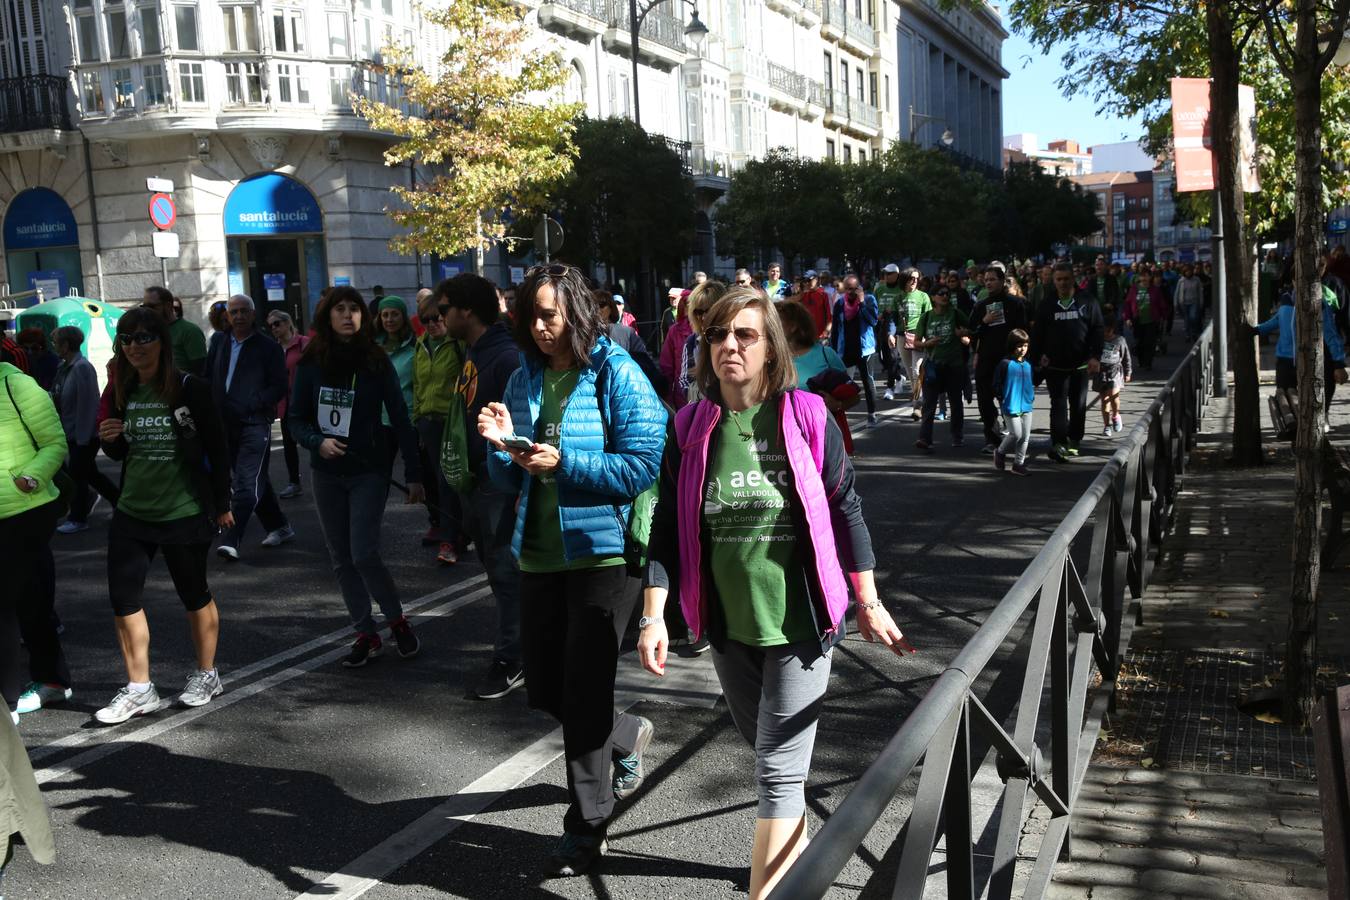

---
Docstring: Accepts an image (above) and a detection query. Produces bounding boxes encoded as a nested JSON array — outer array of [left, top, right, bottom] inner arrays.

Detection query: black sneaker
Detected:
[[474, 660, 525, 700], [689, 636, 711, 655], [342, 633, 382, 668], [550, 832, 608, 877], [994, 448, 1007, 472], [613, 716, 655, 800], [389, 617, 420, 659]]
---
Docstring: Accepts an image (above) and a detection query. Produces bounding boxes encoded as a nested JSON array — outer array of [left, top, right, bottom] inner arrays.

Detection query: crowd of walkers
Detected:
[[2, 244, 1340, 896]]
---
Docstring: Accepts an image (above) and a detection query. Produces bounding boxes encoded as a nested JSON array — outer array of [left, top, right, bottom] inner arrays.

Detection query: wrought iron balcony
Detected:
[[820, 0, 877, 51], [767, 62, 809, 102], [0, 75, 72, 133], [607, 0, 687, 53]]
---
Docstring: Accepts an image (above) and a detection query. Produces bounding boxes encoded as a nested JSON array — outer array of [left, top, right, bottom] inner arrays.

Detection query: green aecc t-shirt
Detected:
[[118, 383, 202, 522], [519, 367, 626, 574], [704, 402, 816, 647]]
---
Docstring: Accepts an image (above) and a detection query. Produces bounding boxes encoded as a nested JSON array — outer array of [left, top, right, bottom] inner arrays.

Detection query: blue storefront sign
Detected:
[[4, 187, 79, 250], [439, 261, 462, 280], [224, 173, 323, 235], [1329, 218, 1349, 235], [333, 276, 351, 287]]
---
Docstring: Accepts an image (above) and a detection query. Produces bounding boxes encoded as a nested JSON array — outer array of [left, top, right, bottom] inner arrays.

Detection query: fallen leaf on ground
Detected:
[[1209, 609, 1231, 619], [1140, 757, 1155, 768]]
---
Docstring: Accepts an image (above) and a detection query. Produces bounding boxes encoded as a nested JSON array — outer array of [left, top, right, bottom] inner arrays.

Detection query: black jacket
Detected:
[[206, 329, 287, 426], [1031, 293, 1105, 372], [970, 293, 1029, 366], [1086, 273, 1122, 311], [103, 373, 231, 521], [463, 321, 521, 472]]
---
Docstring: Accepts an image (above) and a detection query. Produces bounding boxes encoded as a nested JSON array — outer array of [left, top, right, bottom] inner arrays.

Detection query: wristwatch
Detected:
[[16, 475, 38, 492], [638, 616, 663, 630]]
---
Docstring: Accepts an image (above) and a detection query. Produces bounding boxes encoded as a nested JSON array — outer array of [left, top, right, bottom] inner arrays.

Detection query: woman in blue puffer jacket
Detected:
[[478, 263, 665, 878]]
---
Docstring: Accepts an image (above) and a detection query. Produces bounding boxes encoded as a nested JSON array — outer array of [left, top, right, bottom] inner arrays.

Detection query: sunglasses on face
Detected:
[[421, 312, 442, 324], [117, 331, 160, 346], [268, 320, 286, 329], [703, 325, 762, 348]]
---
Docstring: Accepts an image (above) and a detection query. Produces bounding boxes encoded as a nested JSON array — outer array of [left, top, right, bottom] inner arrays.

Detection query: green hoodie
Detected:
[[412, 334, 465, 419], [0, 363, 66, 520]]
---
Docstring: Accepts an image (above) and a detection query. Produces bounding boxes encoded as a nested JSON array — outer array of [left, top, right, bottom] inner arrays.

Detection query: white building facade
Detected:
[[0, 0, 1003, 324]]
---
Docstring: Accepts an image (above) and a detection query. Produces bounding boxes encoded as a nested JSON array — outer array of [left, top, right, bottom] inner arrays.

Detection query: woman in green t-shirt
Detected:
[[94, 308, 232, 725], [638, 288, 911, 900]]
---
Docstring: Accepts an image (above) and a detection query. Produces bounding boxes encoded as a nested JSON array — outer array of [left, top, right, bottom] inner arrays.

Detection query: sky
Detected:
[[1000, 31, 1148, 150]]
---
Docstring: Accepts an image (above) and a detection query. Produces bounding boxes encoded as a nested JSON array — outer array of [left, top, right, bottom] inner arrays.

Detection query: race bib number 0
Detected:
[[318, 386, 355, 437]]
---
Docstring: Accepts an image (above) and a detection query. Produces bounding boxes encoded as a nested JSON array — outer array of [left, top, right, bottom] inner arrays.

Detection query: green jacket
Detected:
[[1, 647, 56, 865], [377, 334, 417, 427], [411, 334, 465, 420], [0, 363, 66, 521]]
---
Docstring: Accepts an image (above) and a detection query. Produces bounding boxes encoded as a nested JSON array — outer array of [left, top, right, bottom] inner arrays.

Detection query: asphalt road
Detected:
[[5, 337, 1198, 900]]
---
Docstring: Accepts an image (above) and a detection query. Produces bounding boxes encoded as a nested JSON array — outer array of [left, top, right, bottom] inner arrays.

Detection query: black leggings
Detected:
[[108, 517, 213, 617], [0, 500, 67, 704], [65, 439, 120, 523], [279, 418, 302, 485]]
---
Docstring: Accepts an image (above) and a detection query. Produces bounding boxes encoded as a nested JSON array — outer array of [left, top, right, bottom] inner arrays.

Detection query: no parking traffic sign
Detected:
[[149, 193, 176, 230]]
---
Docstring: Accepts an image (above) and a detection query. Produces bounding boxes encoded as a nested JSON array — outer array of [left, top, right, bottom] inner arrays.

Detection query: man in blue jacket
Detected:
[[440, 274, 525, 700], [207, 294, 294, 559], [1252, 279, 1349, 415]]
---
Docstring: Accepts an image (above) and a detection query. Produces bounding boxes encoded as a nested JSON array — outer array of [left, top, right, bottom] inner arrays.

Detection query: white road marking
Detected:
[[31, 579, 491, 782], [293, 653, 723, 899]]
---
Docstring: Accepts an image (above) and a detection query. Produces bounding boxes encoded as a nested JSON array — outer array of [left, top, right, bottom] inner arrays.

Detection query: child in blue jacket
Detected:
[[992, 328, 1035, 476]]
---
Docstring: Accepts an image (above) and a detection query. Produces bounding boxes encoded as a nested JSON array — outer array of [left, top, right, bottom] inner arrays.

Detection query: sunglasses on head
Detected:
[[117, 331, 160, 346], [703, 324, 762, 348], [526, 263, 573, 279]]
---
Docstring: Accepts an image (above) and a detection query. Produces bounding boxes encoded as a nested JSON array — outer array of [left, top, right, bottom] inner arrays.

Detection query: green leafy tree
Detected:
[[550, 116, 697, 282], [355, 0, 579, 260], [990, 162, 1103, 259]]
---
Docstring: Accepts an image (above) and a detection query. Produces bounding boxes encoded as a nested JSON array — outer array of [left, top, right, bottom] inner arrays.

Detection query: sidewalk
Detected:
[[1047, 376, 1350, 900]]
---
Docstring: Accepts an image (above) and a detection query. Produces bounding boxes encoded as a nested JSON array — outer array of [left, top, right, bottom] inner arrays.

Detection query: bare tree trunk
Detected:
[[1207, 2, 1263, 466], [1285, 0, 1329, 731]]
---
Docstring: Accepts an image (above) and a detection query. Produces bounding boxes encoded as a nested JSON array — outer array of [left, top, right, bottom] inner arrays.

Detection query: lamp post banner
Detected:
[[1171, 77, 1214, 193]]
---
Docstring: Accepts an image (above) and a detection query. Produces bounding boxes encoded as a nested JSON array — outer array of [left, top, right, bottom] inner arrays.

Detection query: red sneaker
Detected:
[[436, 542, 459, 566]]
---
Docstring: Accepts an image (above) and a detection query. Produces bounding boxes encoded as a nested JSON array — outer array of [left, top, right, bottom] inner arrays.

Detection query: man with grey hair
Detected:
[[206, 293, 293, 559]]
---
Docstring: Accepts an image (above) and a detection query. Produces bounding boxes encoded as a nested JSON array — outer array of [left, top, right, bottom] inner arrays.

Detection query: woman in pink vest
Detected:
[[637, 287, 911, 899]]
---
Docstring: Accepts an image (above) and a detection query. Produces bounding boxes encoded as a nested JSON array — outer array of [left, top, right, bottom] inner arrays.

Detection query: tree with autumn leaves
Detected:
[[354, 0, 580, 262]]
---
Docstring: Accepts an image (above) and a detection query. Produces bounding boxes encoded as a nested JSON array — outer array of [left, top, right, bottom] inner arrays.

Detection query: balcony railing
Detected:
[[826, 90, 879, 133], [0, 75, 72, 133], [547, 0, 609, 21], [607, 0, 687, 53], [767, 62, 809, 102], [821, 0, 877, 50]]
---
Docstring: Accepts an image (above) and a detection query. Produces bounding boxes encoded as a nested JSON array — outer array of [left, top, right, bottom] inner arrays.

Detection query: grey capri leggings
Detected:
[[711, 639, 832, 819]]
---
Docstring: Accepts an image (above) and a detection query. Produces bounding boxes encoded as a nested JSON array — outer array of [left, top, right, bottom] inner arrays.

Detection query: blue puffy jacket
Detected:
[[1255, 289, 1346, 364], [487, 335, 666, 563], [831, 293, 880, 359]]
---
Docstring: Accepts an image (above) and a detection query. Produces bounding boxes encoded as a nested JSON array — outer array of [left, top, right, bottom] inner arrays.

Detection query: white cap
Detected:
[[882, 263, 900, 274]]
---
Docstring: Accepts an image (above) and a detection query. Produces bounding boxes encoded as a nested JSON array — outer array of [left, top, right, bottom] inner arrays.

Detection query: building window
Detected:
[[1141, 218, 1149, 232], [884, 74, 890, 111], [144, 63, 167, 105], [840, 63, 848, 98], [112, 67, 135, 109], [138, 3, 162, 54], [329, 65, 350, 106], [80, 70, 104, 113], [327, 13, 349, 56], [855, 67, 863, 102], [843, 145, 852, 163], [178, 61, 205, 101], [858, 148, 866, 163], [357, 16, 372, 57], [223, 5, 260, 52], [1142, 197, 1150, 209], [276, 63, 310, 103], [225, 61, 263, 103], [107, 3, 131, 59], [174, 4, 199, 50], [823, 51, 832, 91], [826, 138, 835, 160], [869, 72, 877, 107], [273, 7, 306, 53], [75, 0, 100, 62]]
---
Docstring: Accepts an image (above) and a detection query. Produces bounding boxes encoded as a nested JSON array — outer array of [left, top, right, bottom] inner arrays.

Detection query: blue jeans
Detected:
[[312, 469, 403, 636], [463, 475, 521, 666]]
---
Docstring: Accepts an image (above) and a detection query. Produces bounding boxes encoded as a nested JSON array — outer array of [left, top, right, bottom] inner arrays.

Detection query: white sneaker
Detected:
[[15, 682, 73, 714], [57, 520, 89, 535], [178, 669, 223, 707], [9, 709, 17, 726], [883, 388, 895, 401], [217, 544, 240, 560], [95, 685, 162, 725], [261, 526, 295, 547]]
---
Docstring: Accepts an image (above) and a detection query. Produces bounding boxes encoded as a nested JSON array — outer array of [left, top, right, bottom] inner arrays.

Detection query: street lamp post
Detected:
[[629, 0, 708, 128], [908, 104, 954, 147]]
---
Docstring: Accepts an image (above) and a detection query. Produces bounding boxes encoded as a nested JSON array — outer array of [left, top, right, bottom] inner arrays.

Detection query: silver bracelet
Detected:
[[857, 600, 885, 611]]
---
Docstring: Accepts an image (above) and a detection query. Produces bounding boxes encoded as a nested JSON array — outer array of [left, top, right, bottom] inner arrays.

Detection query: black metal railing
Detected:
[[770, 324, 1216, 899], [0, 75, 72, 133]]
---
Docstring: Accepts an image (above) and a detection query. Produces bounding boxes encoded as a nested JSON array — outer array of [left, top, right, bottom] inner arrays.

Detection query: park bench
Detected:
[[1269, 386, 1298, 441]]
